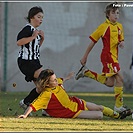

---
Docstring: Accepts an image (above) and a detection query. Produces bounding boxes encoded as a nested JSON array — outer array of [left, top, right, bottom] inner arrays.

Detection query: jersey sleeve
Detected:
[[17, 25, 33, 41], [119, 24, 124, 42], [57, 78, 63, 84], [30, 91, 51, 111], [89, 24, 104, 43]]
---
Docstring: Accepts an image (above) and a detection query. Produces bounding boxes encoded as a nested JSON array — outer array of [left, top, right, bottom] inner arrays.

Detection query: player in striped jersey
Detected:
[[18, 69, 132, 119], [17, 6, 44, 109], [75, 2, 128, 113]]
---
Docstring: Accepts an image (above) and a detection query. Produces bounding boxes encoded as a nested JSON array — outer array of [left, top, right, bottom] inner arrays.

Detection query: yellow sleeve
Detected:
[[57, 78, 63, 84], [31, 91, 51, 111], [119, 24, 124, 41], [90, 24, 105, 42]]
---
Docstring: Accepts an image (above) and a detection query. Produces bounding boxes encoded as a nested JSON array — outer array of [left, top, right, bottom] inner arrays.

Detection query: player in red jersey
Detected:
[[75, 2, 128, 113], [18, 69, 132, 119]]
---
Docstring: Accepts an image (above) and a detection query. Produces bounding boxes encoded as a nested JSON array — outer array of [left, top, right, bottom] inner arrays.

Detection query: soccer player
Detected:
[[18, 69, 132, 119], [75, 2, 128, 113], [17, 6, 44, 110]]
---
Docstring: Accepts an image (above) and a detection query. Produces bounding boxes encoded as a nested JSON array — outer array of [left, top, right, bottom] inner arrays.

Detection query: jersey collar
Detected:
[[106, 19, 117, 25], [26, 23, 36, 30]]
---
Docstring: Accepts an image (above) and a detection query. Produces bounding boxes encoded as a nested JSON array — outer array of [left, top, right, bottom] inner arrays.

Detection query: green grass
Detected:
[[0, 92, 133, 131]]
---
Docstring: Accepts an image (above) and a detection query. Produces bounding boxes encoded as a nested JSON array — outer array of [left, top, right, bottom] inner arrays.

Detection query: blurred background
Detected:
[[0, 1, 133, 92]]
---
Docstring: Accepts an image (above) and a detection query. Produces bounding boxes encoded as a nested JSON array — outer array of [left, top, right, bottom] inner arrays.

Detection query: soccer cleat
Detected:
[[42, 109, 50, 117], [19, 99, 28, 110], [118, 109, 132, 119], [114, 105, 128, 113], [19, 99, 32, 116], [75, 65, 87, 80]]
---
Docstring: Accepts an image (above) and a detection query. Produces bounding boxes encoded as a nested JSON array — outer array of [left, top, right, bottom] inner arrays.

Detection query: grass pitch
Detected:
[[0, 92, 133, 132]]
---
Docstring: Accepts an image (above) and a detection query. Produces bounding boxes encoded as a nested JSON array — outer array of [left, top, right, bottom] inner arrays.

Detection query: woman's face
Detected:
[[108, 9, 119, 23], [31, 12, 44, 28], [47, 74, 58, 88]]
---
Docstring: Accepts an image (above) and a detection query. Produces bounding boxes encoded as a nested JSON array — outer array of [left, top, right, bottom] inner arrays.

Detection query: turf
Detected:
[[0, 92, 133, 132]]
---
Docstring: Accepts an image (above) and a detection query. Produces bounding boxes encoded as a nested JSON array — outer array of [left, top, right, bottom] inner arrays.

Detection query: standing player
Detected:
[[75, 2, 128, 113], [17, 6, 44, 110]]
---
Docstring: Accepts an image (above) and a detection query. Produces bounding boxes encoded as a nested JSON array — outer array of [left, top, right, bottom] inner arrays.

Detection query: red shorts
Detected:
[[101, 51, 120, 76], [102, 62, 120, 75]]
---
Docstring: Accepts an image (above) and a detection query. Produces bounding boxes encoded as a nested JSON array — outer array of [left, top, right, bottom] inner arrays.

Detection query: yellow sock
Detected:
[[84, 70, 106, 84], [102, 106, 119, 119], [114, 86, 123, 108]]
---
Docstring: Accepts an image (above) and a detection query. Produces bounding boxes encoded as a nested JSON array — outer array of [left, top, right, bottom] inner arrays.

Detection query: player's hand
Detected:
[[32, 30, 39, 39], [119, 41, 125, 49], [18, 115, 27, 119], [39, 30, 44, 41], [80, 58, 87, 66]]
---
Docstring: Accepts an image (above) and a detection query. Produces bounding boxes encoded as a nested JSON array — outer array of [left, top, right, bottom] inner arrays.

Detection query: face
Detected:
[[47, 74, 58, 88], [31, 12, 44, 28], [108, 9, 119, 23]]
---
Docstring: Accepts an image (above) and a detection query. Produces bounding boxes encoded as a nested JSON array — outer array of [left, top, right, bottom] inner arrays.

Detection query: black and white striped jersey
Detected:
[[17, 24, 41, 60]]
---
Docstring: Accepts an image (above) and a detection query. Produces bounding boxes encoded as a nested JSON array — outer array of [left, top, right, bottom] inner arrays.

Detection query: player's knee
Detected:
[[104, 77, 115, 87], [97, 105, 104, 113], [105, 82, 114, 87], [97, 112, 103, 119]]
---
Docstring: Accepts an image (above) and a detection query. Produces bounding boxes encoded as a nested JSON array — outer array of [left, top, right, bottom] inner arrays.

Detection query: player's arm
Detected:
[[39, 30, 44, 46], [80, 41, 95, 66], [18, 106, 33, 118], [63, 72, 74, 82], [119, 41, 125, 49], [17, 36, 35, 46], [17, 30, 39, 46], [118, 24, 125, 49]]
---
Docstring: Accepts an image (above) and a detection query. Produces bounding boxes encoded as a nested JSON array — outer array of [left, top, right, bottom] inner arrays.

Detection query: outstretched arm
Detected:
[[18, 106, 33, 118], [63, 72, 74, 82]]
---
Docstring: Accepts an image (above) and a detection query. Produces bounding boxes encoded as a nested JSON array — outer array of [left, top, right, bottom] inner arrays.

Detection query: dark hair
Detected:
[[26, 6, 43, 23], [36, 69, 54, 92], [105, 2, 119, 19]]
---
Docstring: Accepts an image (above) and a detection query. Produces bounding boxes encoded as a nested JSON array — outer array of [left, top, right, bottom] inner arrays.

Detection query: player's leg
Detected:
[[20, 67, 43, 106], [76, 110, 103, 119], [85, 102, 120, 119], [75, 65, 107, 84], [104, 76, 115, 87], [84, 70, 107, 84], [84, 102, 131, 119], [75, 65, 115, 87], [34, 67, 44, 80], [33, 67, 44, 93], [102, 62, 127, 112], [113, 71, 127, 112], [18, 58, 43, 109]]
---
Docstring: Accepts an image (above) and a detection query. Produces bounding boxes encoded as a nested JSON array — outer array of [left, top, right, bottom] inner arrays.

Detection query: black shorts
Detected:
[[17, 57, 43, 82]]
